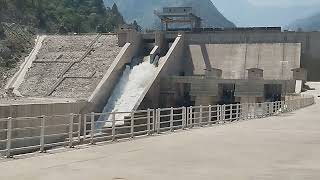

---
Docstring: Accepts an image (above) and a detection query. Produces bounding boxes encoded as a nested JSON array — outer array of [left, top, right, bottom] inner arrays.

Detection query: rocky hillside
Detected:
[[289, 13, 320, 31], [104, 0, 235, 29]]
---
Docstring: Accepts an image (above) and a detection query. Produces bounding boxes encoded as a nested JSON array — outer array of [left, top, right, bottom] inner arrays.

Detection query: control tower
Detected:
[[155, 7, 202, 31]]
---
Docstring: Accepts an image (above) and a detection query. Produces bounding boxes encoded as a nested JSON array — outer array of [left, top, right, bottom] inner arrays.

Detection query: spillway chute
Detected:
[[96, 56, 158, 128]]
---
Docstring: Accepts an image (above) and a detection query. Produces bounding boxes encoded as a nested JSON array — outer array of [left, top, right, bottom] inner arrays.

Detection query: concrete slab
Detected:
[[0, 84, 319, 180]]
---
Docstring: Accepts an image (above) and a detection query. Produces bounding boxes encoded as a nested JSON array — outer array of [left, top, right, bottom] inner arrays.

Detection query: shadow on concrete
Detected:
[[200, 44, 212, 70]]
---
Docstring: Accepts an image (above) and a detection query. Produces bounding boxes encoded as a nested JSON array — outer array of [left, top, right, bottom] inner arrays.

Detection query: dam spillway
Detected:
[[97, 56, 158, 127]]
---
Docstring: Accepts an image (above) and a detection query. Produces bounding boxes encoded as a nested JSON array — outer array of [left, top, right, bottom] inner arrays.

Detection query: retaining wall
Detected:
[[88, 31, 142, 113], [186, 31, 320, 81], [188, 43, 301, 80], [0, 100, 86, 152], [136, 34, 186, 109]]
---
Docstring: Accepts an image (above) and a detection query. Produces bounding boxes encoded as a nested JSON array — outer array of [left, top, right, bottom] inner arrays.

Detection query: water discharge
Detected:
[[97, 56, 158, 128]]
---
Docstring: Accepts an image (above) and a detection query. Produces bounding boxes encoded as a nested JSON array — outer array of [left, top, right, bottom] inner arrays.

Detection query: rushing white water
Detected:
[[97, 56, 158, 127]]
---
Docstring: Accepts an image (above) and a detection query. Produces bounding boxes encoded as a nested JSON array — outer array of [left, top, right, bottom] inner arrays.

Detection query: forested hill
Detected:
[[0, 0, 125, 33]]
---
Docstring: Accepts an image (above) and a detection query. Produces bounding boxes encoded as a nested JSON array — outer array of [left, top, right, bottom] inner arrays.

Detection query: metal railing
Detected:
[[0, 96, 315, 158]]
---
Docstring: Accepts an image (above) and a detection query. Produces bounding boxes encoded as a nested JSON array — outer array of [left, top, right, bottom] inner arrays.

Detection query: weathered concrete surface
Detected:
[[189, 43, 301, 80], [0, 84, 319, 180]]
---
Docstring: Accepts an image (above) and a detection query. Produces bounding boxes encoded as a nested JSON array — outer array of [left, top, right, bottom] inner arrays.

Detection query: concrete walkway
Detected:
[[0, 85, 320, 180]]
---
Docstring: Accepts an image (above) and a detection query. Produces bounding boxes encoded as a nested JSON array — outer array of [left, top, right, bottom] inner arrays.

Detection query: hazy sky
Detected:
[[211, 0, 320, 27], [247, 0, 320, 7]]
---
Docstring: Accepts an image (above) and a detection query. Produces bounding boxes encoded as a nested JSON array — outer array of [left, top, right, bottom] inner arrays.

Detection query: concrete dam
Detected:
[[0, 25, 318, 155], [2, 27, 318, 117], [0, 7, 318, 179]]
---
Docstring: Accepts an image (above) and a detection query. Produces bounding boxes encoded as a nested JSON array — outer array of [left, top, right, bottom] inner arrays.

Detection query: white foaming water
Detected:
[[97, 57, 158, 127]]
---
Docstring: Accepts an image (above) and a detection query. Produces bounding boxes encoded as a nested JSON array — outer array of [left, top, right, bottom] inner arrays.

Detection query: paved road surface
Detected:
[[0, 83, 319, 180]]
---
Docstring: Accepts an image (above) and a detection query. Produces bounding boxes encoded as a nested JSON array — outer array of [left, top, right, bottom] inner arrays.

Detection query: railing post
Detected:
[[147, 109, 151, 135], [186, 107, 190, 128], [69, 113, 74, 148], [83, 114, 87, 142], [78, 115, 81, 143], [182, 107, 186, 129], [217, 105, 220, 123], [189, 106, 193, 128], [112, 113, 116, 141], [90, 112, 95, 145], [152, 109, 156, 133], [199, 105, 203, 126], [236, 104, 240, 121], [40, 116, 46, 153], [208, 105, 212, 125], [156, 108, 160, 134], [6, 117, 12, 158], [131, 112, 134, 138], [222, 105, 226, 123], [229, 105, 233, 121], [170, 107, 174, 132]]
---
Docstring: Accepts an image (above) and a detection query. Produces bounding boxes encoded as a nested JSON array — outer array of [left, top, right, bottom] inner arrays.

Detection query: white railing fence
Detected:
[[0, 96, 315, 158]]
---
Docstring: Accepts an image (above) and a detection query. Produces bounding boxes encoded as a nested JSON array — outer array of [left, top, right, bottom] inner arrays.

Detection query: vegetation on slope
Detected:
[[0, 22, 34, 90], [0, 0, 125, 33]]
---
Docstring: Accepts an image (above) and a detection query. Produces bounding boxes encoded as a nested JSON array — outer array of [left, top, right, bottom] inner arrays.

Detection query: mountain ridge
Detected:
[[104, 0, 235, 29], [212, 0, 319, 27], [289, 12, 320, 31]]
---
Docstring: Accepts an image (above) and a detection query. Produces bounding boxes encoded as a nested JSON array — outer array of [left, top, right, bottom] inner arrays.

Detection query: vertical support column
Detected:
[[78, 115, 81, 143], [112, 113, 116, 141], [90, 112, 95, 145], [147, 109, 151, 135], [40, 116, 46, 153], [189, 106, 193, 128], [222, 105, 226, 123], [199, 105, 203, 126], [131, 112, 134, 138], [69, 113, 74, 148], [153, 109, 156, 133], [182, 107, 186, 129], [6, 117, 12, 158], [170, 107, 174, 132], [186, 107, 190, 128], [236, 104, 240, 121], [217, 105, 221, 123], [208, 105, 212, 125], [156, 108, 161, 134], [83, 114, 87, 141], [229, 105, 233, 121]]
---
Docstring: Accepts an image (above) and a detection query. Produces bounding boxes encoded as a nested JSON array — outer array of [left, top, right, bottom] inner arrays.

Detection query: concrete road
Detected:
[[0, 84, 320, 180]]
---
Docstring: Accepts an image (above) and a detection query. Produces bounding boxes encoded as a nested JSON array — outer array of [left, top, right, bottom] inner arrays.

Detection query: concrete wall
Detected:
[[188, 43, 301, 80], [186, 31, 320, 81], [0, 101, 86, 152], [136, 35, 185, 109], [0, 101, 86, 118], [88, 31, 142, 113]]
